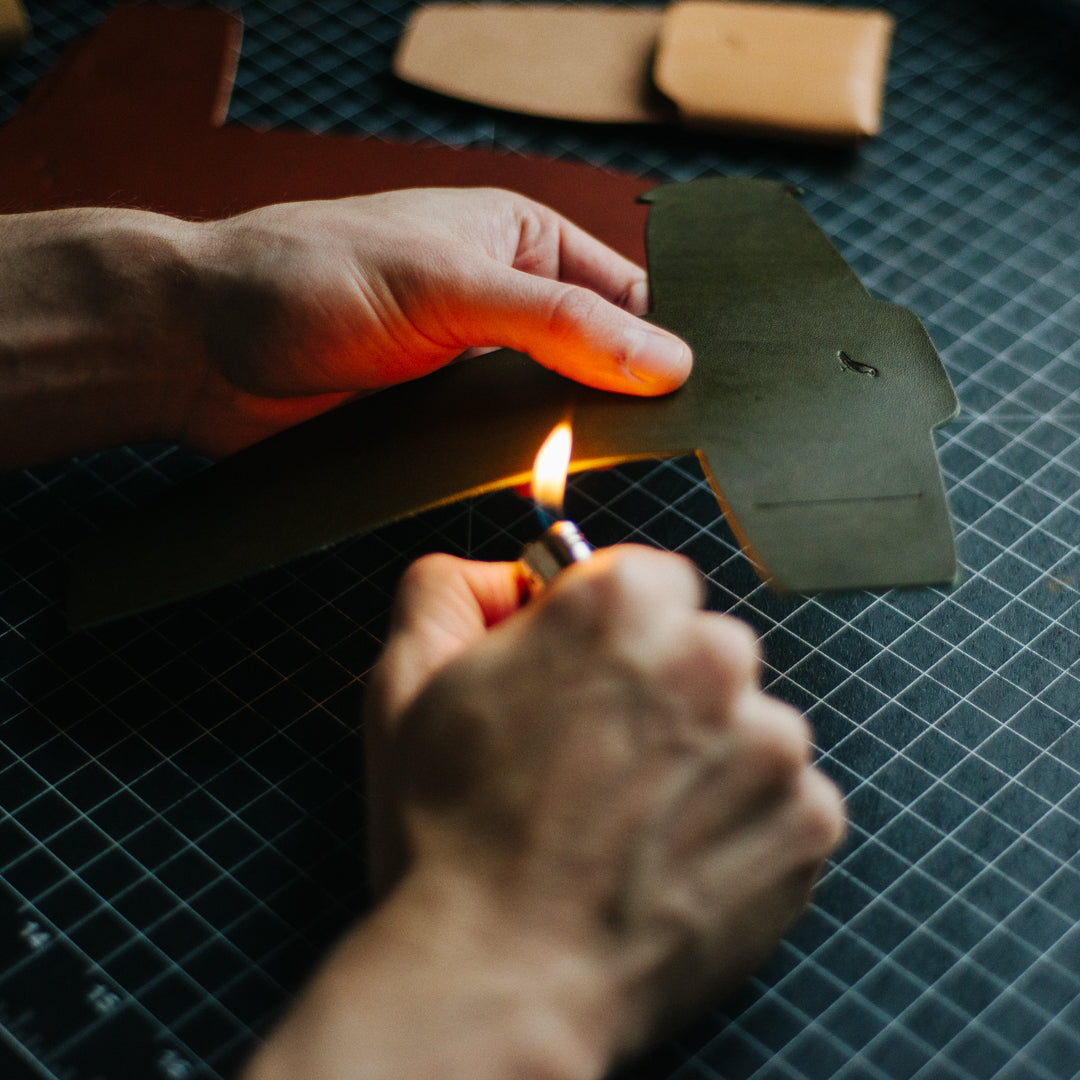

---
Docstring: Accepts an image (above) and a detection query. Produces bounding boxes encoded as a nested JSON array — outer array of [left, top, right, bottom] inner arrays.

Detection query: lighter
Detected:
[[518, 421, 593, 592]]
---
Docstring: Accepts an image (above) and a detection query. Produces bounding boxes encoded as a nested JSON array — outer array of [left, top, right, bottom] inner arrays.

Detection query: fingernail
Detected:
[[625, 327, 692, 391]]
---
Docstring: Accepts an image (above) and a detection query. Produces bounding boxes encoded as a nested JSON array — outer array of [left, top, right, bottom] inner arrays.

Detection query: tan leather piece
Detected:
[[654, 1, 894, 138], [0, 0, 30, 55], [395, 5, 673, 123], [394, 1, 893, 140]]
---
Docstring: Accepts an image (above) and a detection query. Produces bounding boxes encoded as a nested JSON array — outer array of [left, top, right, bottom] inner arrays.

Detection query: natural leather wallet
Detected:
[[394, 1, 895, 140]]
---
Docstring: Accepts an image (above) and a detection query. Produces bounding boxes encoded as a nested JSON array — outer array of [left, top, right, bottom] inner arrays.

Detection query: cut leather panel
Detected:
[[395, 4, 674, 123]]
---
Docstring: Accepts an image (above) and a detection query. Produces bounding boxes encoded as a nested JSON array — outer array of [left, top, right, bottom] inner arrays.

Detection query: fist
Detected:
[[387, 547, 846, 1057]]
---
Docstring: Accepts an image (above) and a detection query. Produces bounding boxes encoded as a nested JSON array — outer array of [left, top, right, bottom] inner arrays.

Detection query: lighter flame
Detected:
[[531, 421, 573, 514]]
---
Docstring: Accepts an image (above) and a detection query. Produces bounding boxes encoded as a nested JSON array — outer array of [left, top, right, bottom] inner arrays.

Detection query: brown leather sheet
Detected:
[[0, 4, 652, 262]]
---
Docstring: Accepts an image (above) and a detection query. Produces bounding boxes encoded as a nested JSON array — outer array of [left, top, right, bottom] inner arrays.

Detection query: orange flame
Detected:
[[531, 421, 573, 515]]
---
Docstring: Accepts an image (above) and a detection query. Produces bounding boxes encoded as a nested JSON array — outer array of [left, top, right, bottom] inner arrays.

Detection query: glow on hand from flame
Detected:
[[531, 421, 573, 518]]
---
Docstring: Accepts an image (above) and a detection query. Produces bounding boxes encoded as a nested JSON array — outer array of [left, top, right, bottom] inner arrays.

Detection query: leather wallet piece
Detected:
[[395, 1, 894, 139], [635, 178, 958, 591], [396, 6, 672, 123], [654, 1, 893, 138], [67, 178, 958, 626]]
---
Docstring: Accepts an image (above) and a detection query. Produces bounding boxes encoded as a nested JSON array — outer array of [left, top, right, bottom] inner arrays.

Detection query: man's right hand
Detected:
[[381, 547, 847, 1066], [244, 547, 845, 1080]]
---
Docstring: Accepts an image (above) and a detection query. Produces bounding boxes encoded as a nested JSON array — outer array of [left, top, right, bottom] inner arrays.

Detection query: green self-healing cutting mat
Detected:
[[2, 1, 1080, 1078]]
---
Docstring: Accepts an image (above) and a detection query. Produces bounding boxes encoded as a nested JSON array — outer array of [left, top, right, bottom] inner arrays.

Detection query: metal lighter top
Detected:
[[519, 519, 593, 592]]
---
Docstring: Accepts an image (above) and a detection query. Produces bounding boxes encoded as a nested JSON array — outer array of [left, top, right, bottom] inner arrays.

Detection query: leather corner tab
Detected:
[[653, 1, 894, 139]]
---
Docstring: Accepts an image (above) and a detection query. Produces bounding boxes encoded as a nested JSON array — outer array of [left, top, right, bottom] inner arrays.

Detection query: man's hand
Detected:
[[244, 549, 845, 1080], [184, 188, 690, 454], [0, 189, 690, 469]]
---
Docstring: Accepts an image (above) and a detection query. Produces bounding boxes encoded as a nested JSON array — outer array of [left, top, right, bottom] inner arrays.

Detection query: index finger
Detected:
[[511, 198, 651, 315], [553, 216, 651, 316]]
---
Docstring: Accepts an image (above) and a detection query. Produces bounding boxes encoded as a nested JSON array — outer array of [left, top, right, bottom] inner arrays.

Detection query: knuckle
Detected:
[[545, 284, 607, 339], [399, 552, 457, 593], [743, 702, 812, 780], [602, 546, 702, 607], [563, 548, 707, 647], [727, 616, 764, 665], [393, 553, 460, 620], [594, 547, 662, 608], [539, 549, 704, 679], [777, 699, 814, 753], [547, 547, 659, 619], [794, 768, 848, 858], [707, 615, 763, 686], [542, 571, 627, 647]]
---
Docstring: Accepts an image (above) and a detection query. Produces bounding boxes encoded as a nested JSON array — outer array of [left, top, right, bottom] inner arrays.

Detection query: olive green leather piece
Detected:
[[632, 178, 960, 592], [67, 178, 958, 626]]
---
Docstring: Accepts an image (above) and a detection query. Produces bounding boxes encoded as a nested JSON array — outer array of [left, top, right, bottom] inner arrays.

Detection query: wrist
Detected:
[[244, 861, 619, 1080], [0, 207, 206, 469], [397, 862, 618, 1080]]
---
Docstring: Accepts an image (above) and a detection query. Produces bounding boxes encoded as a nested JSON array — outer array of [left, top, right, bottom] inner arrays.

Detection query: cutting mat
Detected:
[[1, 1, 1079, 1078]]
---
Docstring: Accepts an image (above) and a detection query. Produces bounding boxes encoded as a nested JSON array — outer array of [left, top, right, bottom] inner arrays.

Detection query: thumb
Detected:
[[363, 555, 521, 896], [457, 265, 693, 396], [369, 555, 523, 727]]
